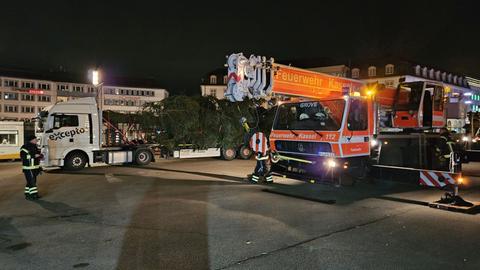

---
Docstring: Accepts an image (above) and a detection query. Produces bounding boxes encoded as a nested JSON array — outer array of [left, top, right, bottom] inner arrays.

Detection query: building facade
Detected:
[[1, 76, 59, 121], [200, 68, 227, 99], [0, 68, 168, 121], [102, 85, 169, 113]]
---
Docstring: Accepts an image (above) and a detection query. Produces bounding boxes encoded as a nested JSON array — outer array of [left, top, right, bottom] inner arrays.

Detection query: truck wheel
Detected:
[[221, 148, 236, 161], [64, 152, 87, 171], [134, 149, 152, 165], [238, 145, 253, 160]]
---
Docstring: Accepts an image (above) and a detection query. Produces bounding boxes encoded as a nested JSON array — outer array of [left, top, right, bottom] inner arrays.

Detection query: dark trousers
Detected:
[[23, 170, 38, 196], [254, 159, 266, 176]]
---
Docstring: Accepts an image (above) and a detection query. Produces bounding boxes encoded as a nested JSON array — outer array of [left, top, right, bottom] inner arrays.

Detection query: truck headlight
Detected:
[[326, 159, 337, 168], [462, 136, 470, 142], [370, 139, 378, 147]]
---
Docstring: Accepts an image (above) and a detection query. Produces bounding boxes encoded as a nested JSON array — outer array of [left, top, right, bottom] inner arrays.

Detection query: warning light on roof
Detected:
[[458, 177, 464, 185]]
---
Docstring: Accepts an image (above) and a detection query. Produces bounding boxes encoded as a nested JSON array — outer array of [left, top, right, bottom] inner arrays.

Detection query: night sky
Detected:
[[0, 1, 478, 95]]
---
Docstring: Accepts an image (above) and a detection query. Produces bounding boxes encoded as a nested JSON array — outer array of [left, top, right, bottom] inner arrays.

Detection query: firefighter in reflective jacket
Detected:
[[20, 135, 43, 200], [249, 132, 273, 183]]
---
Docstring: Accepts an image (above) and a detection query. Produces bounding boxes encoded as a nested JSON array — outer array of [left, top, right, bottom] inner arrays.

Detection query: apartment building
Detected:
[[0, 68, 168, 121], [200, 68, 228, 99]]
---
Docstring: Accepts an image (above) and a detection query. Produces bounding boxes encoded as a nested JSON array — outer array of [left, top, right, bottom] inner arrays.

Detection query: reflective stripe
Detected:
[[21, 148, 38, 169], [23, 165, 40, 170], [21, 148, 31, 160], [277, 154, 313, 164], [255, 155, 269, 160]]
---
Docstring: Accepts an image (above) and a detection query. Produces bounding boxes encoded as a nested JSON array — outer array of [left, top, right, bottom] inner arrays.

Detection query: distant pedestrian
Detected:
[[20, 135, 43, 200]]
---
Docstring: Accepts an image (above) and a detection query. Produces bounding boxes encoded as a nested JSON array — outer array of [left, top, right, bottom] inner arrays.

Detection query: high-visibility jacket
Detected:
[[20, 143, 41, 170], [249, 132, 269, 156]]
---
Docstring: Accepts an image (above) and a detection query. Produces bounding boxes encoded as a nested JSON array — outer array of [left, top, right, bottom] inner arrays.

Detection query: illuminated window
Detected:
[[4, 92, 18, 100], [429, 69, 435, 79], [223, 75, 228, 84], [352, 68, 360, 78], [368, 66, 376, 77], [435, 71, 441, 81], [385, 80, 395, 87], [0, 131, 18, 145], [210, 75, 217, 84], [447, 74, 452, 83], [385, 64, 394, 75], [442, 72, 447, 81], [210, 89, 217, 96]]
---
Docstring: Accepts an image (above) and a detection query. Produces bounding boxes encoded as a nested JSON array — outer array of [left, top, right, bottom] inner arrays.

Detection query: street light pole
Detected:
[[91, 69, 103, 112]]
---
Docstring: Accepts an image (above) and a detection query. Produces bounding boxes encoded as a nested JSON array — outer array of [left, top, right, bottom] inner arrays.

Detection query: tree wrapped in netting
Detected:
[[138, 95, 273, 152]]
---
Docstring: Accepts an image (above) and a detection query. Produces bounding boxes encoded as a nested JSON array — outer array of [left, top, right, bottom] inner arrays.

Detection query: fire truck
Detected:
[[226, 53, 460, 184]]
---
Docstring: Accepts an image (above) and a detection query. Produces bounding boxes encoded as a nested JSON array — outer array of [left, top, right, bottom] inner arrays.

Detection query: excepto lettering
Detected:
[[48, 128, 86, 141]]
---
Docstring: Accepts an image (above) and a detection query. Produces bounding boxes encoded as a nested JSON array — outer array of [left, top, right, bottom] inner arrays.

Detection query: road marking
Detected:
[[105, 173, 122, 183]]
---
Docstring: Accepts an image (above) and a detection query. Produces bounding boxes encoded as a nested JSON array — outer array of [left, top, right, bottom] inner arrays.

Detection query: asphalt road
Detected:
[[0, 159, 480, 270]]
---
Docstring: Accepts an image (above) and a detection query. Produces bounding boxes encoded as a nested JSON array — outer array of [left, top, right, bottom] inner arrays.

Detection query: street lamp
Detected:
[[90, 69, 103, 112], [92, 70, 100, 87]]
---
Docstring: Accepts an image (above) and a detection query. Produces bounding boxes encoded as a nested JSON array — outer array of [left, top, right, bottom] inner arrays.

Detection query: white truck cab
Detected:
[[36, 97, 154, 170]]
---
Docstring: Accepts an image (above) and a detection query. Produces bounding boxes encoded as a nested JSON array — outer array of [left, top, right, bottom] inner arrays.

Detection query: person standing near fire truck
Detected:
[[20, 135, 43, 200], [249, 131, 273, 183]]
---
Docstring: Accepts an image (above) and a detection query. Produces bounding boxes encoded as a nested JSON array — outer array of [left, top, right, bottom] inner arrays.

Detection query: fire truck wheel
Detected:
[[221, 147, 237, 161], [64, 151, 87, 171], [238, 145, 253, 160], [134, 149, 152, 165]]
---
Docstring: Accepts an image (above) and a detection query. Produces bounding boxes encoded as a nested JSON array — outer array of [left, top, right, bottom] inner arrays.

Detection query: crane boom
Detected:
[[225, 53, 364, 101]]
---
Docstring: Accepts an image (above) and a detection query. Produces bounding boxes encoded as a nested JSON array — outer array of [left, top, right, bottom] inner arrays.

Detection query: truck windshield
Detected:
[[274, 100, 345, 131]]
